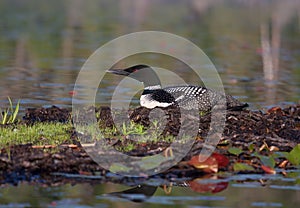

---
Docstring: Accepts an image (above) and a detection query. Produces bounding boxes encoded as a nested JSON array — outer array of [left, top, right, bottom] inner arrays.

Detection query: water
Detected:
[[0, 0, 299, 207], [0, 0, 299, 112], [1, 171, 300, 207]]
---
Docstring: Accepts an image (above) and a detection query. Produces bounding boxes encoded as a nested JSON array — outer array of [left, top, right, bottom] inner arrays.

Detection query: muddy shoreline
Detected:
[[1, 105, 299, 186]]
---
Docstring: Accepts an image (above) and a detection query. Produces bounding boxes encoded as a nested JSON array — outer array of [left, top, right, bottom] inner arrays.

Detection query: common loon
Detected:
[[107, 64, 248, 111]]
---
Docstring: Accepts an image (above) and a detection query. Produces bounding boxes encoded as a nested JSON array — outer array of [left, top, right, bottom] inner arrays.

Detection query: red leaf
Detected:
[[267, 106, 282, 114], [211, 153, 229, 168], [189, 179, 228, 194], [188, 155, 218, 173], [261, 165, 276, 174]]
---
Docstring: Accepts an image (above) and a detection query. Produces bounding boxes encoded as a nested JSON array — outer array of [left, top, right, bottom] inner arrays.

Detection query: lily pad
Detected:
[[233, 162, 255, 172], [287, 144, 300, 166], [253, 152, 275, 168], [228, 147, 243, 156]]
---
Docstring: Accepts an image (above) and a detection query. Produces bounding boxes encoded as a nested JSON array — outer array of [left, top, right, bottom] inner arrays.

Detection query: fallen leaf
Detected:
[[233, 162, 255, 172], [278, 160, 288, 168], [267, 106, 282, 114], [211, 153, 229, 168], [188, 153, 229, 173], [269, 146, 279, 152], [254, 153, 275, 168], [261, 165, 276, 174], [228, 147, 243, 156], [287, 144, 300, 166], [188, 155, 218, 173], [259, 142, 269, 152]]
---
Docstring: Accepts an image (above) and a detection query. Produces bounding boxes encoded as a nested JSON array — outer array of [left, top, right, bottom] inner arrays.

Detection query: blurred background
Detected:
[[0, 0, 299, 111]]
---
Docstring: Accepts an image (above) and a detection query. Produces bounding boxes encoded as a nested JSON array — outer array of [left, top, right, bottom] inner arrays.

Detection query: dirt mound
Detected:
[[1, 105, 299, 185]]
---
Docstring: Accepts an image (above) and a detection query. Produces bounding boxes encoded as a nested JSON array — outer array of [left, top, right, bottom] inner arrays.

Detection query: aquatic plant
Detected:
[[0, 97, 20, 125]]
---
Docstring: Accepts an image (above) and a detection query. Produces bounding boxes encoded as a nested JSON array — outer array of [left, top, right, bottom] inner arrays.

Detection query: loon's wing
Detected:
[[164, 86, 248, 111], [163, 86, 213, 111]]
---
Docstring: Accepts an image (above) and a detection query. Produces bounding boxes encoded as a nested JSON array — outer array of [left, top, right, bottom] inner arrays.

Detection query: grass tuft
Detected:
[[0, 97, 20, 125]]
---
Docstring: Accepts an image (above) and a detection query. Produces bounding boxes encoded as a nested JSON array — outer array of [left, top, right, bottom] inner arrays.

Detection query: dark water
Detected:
[[0, 0, 300, 207], [0, 171, 300, 207]]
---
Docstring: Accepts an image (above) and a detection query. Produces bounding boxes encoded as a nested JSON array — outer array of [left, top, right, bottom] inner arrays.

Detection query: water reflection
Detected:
[[0, 0, 299, 112], [104, 185, 158, 203], [0, 170, 300, 207]]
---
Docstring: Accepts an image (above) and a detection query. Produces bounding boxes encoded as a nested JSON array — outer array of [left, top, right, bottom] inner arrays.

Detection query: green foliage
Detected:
[[285, 171, 300, 179], [228, 147, 243, 156], [0, 97, 20, 125], [253, 152, 276, 168], [100, 121, 146, 138], [99, 120, 177, 153], [248, 143, 256, 152], [287, 144, 300, 166], [101, 120, 175, 143], [121, 122, 146, 136], [245, 143, 300, 170], [114, 142, 135, 152], [0, 122, 72, 147], [233, 163, 255, 172], [272, 151, 289, 159]]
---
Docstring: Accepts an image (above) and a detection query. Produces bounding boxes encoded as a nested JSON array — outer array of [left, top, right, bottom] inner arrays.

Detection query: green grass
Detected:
[[0, 117, 175, 149], [0, 122, 72, 147], [0, 97, 20, 125], [75, 119, 177, 153], [101, 120, 176, 143], [0, 99, 176, 151], [115, 142, 136, 152]]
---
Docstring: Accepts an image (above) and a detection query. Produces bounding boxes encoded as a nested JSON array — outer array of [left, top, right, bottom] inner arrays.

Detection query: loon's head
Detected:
[[107, 64, 161, 87]]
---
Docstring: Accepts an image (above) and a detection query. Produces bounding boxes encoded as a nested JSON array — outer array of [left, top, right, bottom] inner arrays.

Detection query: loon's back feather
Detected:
[[141, 85, 247, 111]]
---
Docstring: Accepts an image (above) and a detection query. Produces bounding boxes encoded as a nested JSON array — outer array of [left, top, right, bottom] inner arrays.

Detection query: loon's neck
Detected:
[[127, 67, 161, 89]]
